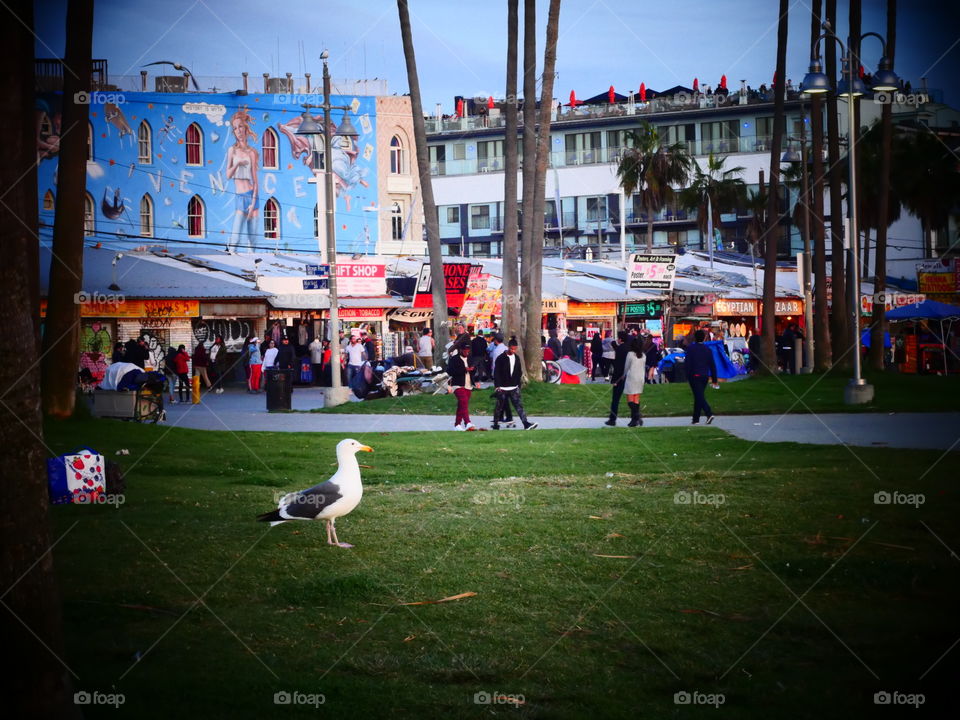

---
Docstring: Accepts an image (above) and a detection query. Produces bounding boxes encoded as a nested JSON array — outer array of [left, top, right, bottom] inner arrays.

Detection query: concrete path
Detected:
[[157, 387, 960, 451]]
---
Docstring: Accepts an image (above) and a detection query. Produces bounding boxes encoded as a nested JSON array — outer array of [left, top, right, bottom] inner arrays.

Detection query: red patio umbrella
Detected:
[[455, 97, 463, 118], [693, 77, 699, 92], [568, 89, 580, 107], [720, 74, 727, 90], [487, 95, 495, 109], [639, 82, 647, 102], [608, 85, 615, 103]]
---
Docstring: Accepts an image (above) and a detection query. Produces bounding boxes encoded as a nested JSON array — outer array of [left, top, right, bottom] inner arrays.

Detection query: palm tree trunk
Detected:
[[2, 1, 74, 714], [501, 0, 521, 342], [398, 0, 450, 357], [760, 0, 789, 375], [869, 0, 895, 371], [40, 0, 93, 417], [522, 0, 561, 378], [519, 0, 537, 353], [646, 206, 654, 252], [810, 0, 831, 370], [825, 0, 849, 368]]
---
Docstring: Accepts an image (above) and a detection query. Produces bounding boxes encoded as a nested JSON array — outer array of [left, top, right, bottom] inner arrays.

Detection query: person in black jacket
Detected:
[[471, 331, 489, 382], [492, 338, 537, 430], [590, 331, 603, 380], [276, 336, 296, 370], [686, 330, 719, 424], [447, 341, 475, 430], [604, 330, 631, 426], [561, 332, 578, 359]]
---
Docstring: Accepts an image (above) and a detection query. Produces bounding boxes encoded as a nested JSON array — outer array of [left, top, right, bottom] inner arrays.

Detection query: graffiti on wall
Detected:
[[139, 329, 169, 370], [192, 318, 252, 353], [79, 321, 112, 384]]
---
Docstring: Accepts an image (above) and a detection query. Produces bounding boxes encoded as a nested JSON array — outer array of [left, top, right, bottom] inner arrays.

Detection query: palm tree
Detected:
[[858, 121, 902, 280], [397, 0, 450, 359], [678, 153, 745, 251], [615, 122, 693, 251], [501, 0, 520, 343]]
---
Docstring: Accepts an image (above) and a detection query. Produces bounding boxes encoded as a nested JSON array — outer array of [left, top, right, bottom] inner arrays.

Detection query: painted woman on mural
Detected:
[[226, 108, 259, 251]]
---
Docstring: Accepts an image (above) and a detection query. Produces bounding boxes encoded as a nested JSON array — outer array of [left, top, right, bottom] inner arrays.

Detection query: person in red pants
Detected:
[[446, 340, 475, 430]]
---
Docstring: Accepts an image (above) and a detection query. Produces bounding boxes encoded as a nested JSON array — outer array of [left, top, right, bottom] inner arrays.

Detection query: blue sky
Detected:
[[35, 0, 958, 107]]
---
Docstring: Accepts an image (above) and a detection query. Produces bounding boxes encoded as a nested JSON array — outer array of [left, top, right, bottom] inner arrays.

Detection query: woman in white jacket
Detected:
[[622, 335, 647, 427]]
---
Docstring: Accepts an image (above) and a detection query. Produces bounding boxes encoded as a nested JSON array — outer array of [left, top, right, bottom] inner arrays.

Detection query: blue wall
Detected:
[[37, 91, 379, 254]]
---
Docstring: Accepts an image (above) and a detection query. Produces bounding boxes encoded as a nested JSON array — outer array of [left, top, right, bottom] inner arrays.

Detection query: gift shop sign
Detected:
[[336, 263, 386, 296]]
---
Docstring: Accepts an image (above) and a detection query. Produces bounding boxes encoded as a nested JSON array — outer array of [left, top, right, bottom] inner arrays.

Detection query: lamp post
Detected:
[[801, 21, 899, 404], [296, 51, 360, 407]]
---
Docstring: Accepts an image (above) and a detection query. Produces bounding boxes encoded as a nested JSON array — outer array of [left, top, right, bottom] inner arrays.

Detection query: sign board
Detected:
[[336, 263, 386, 296], [413, 263, 474, 311], [860, 292, 926, 316], [771, 299, 803, 316], [916, 258, 959, 294], [714, 298, 758, 316], [337, 307, 385, 320], [305, 264, 330, 277], [567, 302, 618, 318], [41, 298, 200, 318], [302, 278, 329, 290], [389, 308, 433, 323], [542, 298, 569, 313], [628, 253, 678, 290], [622, 300, 664, 317]]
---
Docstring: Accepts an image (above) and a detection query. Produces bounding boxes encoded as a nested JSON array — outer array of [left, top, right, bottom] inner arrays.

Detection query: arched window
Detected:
[[185, 123, 203, 166], [138, 121, 152, 164], [264, 198, 280, 241], [262, 127, 278, 169], [391, 201, 403, 240], [87, 122, 94, 161], [187, 195, 205, 237], [140, 194, 154, 237], [83, 193, 95, 236], [42, 189, 55, 211], [390, 135, 405, 174]]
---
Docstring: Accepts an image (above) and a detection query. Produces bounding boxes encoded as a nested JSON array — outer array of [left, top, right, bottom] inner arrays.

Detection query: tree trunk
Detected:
[[760, 0, 789, 375], [40, 0, 94, 417], [869, 0, 895, 371], [1, 2, 75, 715], [522, 0, 561, 377], [518, 0, 537, 361], [825, 0, 849, 368], [398, 0, 450, 357], [501, 0, 521, 342], [810, 0, 831, 371], [646, 206, 654, 252]]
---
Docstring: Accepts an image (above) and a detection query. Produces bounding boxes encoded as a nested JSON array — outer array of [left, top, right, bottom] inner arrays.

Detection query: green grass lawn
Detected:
[[316, 369, 960, 417], [44, 419, 958, 718]]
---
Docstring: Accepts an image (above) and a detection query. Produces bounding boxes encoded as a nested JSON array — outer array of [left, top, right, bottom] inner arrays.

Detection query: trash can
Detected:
[[671, 358, 687, 383], [265, 368, 293, 411]]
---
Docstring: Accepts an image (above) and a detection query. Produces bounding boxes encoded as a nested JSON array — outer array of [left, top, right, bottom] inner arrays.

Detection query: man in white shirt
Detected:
[[417, 327, 434, 369], [492, 338, 537, 430], [344, 335, 367, 384]]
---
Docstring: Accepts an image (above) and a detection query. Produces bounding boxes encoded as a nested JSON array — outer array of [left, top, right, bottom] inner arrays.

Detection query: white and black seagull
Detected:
[[256, 438, 373, 548]]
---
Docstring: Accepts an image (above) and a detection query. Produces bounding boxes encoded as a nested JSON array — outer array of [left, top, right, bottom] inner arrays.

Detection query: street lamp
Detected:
[[781, 108, 814, 374], [296, 50, 359, 407], [801, 21, 899, 404]]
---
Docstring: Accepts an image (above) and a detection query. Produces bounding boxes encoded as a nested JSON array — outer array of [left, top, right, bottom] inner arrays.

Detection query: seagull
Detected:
[[256, 438, 372, 548]]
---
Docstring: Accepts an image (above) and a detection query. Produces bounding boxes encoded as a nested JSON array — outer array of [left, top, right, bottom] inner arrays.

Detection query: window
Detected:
[[477, 140, 503, 171], [187, 195, 205, 237], [83, 193, 94, 236], [446, 207, 460, 224], [453, 143, 466, 161], [264, 198, 280, 240], [138, 121, 152, 164], [42, 190, 55, 211], [428, 145, 446, 175], [185, 123, 203, 166], [391, 201, 403, 240], [700, 120, 740, 153], [262, 127, 278, 169], [470, 205, 490, 230], [586, 196, 608, 222], [139, 194, 154, 237], [471, 242, 491, 257], [565, 132, 602, 164], [390, 135, 405, 174]]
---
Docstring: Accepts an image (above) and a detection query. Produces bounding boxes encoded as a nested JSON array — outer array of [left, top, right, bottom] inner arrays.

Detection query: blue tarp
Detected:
[[657, 341, 742, 379], [860, 330, 892, 349]]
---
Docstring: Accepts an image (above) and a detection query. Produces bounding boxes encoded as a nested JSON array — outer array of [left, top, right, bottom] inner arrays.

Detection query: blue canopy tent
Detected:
[[885, 300, 960, 374]]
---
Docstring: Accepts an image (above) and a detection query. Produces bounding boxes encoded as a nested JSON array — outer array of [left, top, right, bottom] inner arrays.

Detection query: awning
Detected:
[[389, 308, 434, 323]]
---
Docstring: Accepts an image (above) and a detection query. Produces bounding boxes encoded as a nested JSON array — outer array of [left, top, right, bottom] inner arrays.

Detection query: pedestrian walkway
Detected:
[[159, 387, 960, 451]]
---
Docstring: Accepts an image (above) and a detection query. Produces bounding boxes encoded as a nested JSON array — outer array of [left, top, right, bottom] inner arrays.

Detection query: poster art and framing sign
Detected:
[[628, 253, 678, 290]]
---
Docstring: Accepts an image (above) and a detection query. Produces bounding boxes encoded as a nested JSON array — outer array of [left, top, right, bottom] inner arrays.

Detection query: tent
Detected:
[[886, 300, 960, 373]]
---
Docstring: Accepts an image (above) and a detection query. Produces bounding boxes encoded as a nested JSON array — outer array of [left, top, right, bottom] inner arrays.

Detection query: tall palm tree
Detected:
[[760, 0, 789, 375], [858, 121, 902, 279], [518, 0, 537, 352], [522, 0, 561, 378], [397, 0, 450, 359], [678, 153, 745, 251], [501, 0, 521, 343], [809, 0, 831, 371], [615, 122, 693, 252]]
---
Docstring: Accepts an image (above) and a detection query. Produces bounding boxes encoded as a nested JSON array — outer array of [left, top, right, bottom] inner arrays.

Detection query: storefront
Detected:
[[193, 302, 268, 382], [388, 308, 433, 355], [713, 298, 759, 338], [541, 298, 568, 338], [566, 301, 619, 340], [620, 300, 665, 337], [769, 298, 804, 336]]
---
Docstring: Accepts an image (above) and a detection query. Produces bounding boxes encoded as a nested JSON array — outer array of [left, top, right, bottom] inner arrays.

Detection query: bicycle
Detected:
[[541, 359, 562, 383]]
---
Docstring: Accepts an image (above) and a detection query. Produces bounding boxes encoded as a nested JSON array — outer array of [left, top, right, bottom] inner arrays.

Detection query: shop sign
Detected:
[[337, 263, 386, 296], [413, 263, 474, 311], [772, 299, 803, 316], [41, 298, 200, 319], [389, 308, 433, 323], [567, 302, 618, 318], [621, 300, 663, 317], [628, 253, 678, 290], [714, 298, 758, 316], [860, 292, 926, 316], [542, 298, 569, 313], [333, 307, 385, 320]]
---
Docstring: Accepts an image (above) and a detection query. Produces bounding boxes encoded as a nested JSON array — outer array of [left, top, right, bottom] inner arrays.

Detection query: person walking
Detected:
[[447, 340, 476, 430], [643, 335, 662, 383], [590, 331, 603, 380], [192, 341, 212, 391], [163, 344, 178, 403], [417, 327, 435, 369], [308, 335, 324, 386], [686, 329, 719, 424], [247, 337, 263, 393], [209, 335, 227, 393], [604, 331, 630, 426], [492, 338, 538, 430], [344, 335, 367, 384], [487, 333, 514, 426], [601, 330, 616, 381], [471, 331, 489, 382], [623, 336, 647, 427], [173, 344, 191, 403]]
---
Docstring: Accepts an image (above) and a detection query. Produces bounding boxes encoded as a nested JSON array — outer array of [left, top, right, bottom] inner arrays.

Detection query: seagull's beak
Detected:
[[359, 445, 374, 453]]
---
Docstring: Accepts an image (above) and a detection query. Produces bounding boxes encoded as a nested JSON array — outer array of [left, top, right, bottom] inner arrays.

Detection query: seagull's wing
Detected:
[[278, 479, 343, 520]]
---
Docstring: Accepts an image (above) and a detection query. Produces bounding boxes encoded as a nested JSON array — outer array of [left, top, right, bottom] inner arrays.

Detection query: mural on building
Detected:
[[36, 92, 378, 254]]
